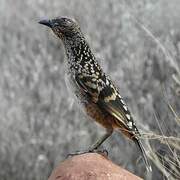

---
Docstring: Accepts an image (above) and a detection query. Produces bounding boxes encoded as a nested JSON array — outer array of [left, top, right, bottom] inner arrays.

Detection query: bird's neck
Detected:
[[63, 35, 96, 67]]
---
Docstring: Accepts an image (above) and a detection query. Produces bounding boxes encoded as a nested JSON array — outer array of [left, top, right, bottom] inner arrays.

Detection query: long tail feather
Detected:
[[134, 138, 152, 172]]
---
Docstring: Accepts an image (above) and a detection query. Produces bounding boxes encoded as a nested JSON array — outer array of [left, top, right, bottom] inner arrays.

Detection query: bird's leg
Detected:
[[68, 129, 113, 156], [88, 129, 113, 151]]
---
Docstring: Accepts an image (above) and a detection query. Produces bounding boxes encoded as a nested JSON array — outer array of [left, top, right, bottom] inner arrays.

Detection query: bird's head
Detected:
[[39, 16, 81, 40]]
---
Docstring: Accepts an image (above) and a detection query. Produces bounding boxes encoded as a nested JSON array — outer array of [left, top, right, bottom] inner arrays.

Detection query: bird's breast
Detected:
[[65, 70, 90, 104]]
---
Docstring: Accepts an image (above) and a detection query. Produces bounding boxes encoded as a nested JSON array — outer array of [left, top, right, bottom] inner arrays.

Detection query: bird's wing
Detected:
[[97, 83, 136, 131], [75, 73, 138, 133], [74, 72, 101, 102]]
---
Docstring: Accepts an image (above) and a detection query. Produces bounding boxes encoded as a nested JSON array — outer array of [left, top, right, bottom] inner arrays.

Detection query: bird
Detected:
[[39, 16, 152, 171]]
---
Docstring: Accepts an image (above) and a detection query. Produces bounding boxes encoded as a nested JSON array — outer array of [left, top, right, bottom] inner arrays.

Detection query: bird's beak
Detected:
[[38, 19, 52, 28]]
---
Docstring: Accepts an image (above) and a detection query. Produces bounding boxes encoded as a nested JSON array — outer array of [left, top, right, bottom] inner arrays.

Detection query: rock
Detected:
[[48, 153, 142, 180]]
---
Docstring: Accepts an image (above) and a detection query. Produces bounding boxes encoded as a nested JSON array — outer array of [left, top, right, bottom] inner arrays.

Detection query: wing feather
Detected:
[[97, 85, 132, 129], [75, 72, 138, 134]]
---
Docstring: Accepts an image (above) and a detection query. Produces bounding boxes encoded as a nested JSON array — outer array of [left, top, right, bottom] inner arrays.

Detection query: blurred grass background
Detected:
[[0, 0, 179, 179]]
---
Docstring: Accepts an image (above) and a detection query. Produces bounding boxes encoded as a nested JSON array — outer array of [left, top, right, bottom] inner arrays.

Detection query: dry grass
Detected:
[[0, 0, 179, 179], [131, 5, 180, 178]]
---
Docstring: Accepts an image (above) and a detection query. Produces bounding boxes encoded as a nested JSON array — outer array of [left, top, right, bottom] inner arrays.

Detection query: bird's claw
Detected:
[[67, 148, 108, 158], [67, 150, 89, 157]]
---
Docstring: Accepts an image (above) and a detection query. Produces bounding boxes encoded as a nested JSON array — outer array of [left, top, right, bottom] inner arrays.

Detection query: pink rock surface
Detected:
[[48, 153, 142, 180]]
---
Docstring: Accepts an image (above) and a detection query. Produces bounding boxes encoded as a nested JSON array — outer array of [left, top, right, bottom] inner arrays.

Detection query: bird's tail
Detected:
[[134, 137, 152, 172]]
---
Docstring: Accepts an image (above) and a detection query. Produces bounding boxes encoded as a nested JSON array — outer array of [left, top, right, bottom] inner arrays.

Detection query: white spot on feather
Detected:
[[118, 94, 122, 98], [120, 99, 125, 104], [123, 105, 128, 111], [127, 121, 133, 128], [126, 114, 131, 120]]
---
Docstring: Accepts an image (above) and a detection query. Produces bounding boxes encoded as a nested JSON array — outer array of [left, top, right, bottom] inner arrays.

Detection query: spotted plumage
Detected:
[[66, 41, 138, 134], [39, 16, 152, 171]]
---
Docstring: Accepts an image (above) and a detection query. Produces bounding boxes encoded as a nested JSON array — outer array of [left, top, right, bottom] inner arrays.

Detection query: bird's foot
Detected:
[[67, 148, 108, 157]]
